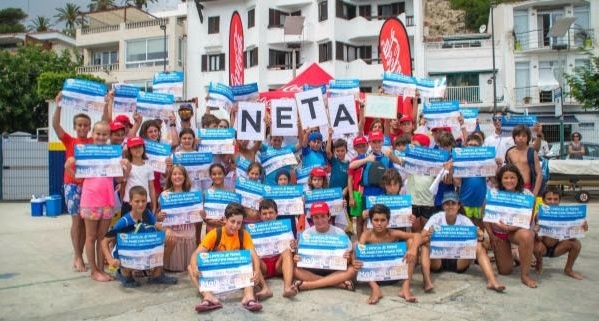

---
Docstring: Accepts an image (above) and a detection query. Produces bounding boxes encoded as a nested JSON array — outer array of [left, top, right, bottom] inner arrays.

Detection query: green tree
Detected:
[[0, 45, 80, 133], [125, 0, 158, 10], [55, 2, 83, 35], [449, 0, 520, 32], [88, 0, 116, 12], [0, 7, 27, 33], [565, 53, 599, 110], [30, 16, 53, 32]]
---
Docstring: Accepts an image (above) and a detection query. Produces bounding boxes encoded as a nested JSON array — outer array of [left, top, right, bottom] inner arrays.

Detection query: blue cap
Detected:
[[308, 132, 323, 142], [275, 169, 290, 181], [442, 191, 460, 204]]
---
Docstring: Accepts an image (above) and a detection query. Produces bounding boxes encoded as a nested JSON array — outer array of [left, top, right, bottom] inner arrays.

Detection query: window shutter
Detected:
[[201, 54, 207, 71]]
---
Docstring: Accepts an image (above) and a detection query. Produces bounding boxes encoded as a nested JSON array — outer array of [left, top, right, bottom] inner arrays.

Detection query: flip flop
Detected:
[[242, 300, 263, 312], [290, 280, 303, 293], [195, 300, 222, 313], [343, 280, 356, 292]]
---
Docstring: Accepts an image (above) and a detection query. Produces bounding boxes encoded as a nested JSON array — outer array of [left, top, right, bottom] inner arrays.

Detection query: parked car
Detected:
[[545, 142, 599, 160]]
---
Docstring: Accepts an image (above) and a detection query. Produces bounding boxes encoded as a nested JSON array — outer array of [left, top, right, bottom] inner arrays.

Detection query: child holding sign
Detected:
[[484, 165, 537, 288], [102, 186, 177, 287], [421, 192, 505, 293], [188, 203, 263, 313], [533, 189, 588, 280], [353, 204, 421, 304]]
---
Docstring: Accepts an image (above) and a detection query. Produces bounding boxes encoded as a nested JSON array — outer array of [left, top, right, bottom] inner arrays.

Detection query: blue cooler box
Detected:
[[46, 195, 63, 217], [31, 199, 45, 217]]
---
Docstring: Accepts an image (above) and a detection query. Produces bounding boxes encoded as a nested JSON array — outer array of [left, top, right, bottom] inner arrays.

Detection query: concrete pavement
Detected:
[[0, 201, 597, 321]]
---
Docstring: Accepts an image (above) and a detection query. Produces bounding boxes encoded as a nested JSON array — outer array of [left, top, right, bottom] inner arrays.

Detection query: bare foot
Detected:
[[367, 288, 383, 305], [423, 281, 434, 293], [255, 288, 273, 301], [91, 271, 112, 282], [487, 282, 506, 293], [564, 269, 584, 280], [100, 271, 115, 281], [282, 286, 298, 298], [521, 276, 537, 288], [535, 257, 543, 275], [72, 258, 87, 272], [399, 288, 417, 303]]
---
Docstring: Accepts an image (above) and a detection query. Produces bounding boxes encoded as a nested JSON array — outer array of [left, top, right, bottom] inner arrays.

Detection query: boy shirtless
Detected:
[[505, 125, 542, 196], [354, 204, 421, 304], [534, 189, 589, 280]]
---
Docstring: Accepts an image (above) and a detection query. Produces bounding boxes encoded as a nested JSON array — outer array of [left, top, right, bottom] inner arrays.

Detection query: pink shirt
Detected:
[[80, 177, 115, 208]]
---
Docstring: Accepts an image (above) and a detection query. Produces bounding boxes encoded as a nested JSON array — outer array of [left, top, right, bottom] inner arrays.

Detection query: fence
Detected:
[[1, 134, 49, 200]]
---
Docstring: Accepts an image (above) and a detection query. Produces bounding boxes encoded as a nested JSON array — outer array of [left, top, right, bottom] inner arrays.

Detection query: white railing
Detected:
[[445, 86, 481, 103], [513, 86, 578, 106], [125, 19, 167, 30], [426, 39, 492, 49], [77, 63, 120, 73], [81, 25, 119, 35]]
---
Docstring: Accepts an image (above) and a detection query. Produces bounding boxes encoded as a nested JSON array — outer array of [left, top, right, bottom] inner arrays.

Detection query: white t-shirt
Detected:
[[303, 225, 352, 251], [424, 212, 474, 231], [484, 133, 514, 163], [123, 162, 154, 202]]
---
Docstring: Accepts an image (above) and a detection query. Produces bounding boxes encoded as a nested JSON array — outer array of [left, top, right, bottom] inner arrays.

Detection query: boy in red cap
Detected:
[[292, 202, 357, 292], [109, 121, 126, 146], [399, 114, 414, 139], [406, 134, 435, 232], [348, 135, 369, 238]]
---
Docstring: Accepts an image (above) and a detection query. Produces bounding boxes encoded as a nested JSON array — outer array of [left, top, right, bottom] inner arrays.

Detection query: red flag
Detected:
[[229, 11, 244, 86]]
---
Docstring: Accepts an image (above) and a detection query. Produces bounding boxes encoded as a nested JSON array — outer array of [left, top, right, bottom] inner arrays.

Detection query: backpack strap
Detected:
[[527, 147, 536, 190], [213, 227, 223, 251]]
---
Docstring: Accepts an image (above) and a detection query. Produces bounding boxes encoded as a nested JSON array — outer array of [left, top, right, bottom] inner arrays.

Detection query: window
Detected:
[[268, 49, 300, 69], [92, 50, 117, 65], [336, 0, 356, 20], [358, 45, 372, 63], [208, 16, 220, 34], [335, 42, 344, 60], [247, 8, 255, 28], [318, 1, 328, 22], [335, 42, 372, 62], [201, 53, 225, 72], [378, 2, 404, 18], [269, 8, 289, 28], [126, 38, 167, 69], [319, 41, 332, 62], [244, 47, 258, 67], [125, 80, 152, 92], [359, 87, 372, 93], [291, 10, 301, 16], [515, 61, 530, 103], [359, 5, 371, 19]]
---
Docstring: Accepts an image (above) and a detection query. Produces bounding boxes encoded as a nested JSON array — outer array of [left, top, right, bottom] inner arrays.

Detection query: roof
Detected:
[[259, 63, 334, 101], [81, 6, 156, 28], [0, 31, 75, 47]]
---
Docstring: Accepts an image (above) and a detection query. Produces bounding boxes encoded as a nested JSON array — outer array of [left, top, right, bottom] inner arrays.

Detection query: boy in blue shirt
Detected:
[[454, 134, 487, 228], [301, 130, 327, 168], [102, 186, 177, 288]]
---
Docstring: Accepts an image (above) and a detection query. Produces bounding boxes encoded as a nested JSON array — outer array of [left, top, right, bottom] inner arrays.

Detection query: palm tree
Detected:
[[125, 0, 158, 10], [88, 0, 116, 12], [30, 16, 53, 32], [55, 3, 81, 30]]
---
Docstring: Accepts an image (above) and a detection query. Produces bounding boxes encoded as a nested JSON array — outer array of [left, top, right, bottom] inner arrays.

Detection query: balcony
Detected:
[[425, 39, 494, 74], [266, 23, 313, 46], [267, 66, 295, 87], [513, 86, 578, 106], [77, 63, 120, 74], [274, 0, 312, 9], [334, 58, 383, 81], [335, 16, 384, 42], [77, 18, 176, 47], [446, 86, 481, 104], [514, 28, 594, 53]]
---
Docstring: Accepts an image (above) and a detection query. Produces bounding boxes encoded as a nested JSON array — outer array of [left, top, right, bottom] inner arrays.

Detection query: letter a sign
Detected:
[[236, 102, 265, 141], [328, 95, 358, 135]]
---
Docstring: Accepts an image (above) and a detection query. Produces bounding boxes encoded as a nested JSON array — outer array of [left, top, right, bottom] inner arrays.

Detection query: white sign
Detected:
[[328, 95, 358, 135], [270, 99, 298, 137], [236, 101, 266, 141], [364, 94, 397, 119], [295, 88, 328, 128]]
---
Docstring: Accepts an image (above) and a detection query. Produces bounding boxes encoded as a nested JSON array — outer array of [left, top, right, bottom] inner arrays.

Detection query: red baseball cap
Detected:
[[114, 115, 133, 127], [310, 202, 330, 216], [400, 114, 414, 123], [310, 167, 327, 178], [353, 136, 368, 146], [368, 130, 384, 142], [126, 136, 144, 148], [412, 134, 431, 147], [110, 121, 125, 132], [432, 126, 452, 133]]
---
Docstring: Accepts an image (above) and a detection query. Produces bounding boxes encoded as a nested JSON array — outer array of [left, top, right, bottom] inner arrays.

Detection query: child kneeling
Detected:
[[101, 186, 177, 288]]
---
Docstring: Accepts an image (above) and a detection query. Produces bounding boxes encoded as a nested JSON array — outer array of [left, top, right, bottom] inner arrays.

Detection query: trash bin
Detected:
[[45, 195, 63, 217]]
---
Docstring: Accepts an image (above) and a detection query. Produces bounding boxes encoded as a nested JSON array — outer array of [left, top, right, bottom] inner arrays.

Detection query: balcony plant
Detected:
[[512, 30, 522, 51], [575, 28, 592, 49]]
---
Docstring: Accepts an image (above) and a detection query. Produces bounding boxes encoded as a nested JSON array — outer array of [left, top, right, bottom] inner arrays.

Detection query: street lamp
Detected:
[[490, 0, 497, 113], [160, 21, 167, 72]]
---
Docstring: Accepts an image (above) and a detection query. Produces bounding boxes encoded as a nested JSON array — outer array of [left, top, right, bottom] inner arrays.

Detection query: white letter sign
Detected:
[[270, 99, 298, 137], [236, 102, 266, 141], [295, 88, 328, 128], [328, 95, 358, 135]]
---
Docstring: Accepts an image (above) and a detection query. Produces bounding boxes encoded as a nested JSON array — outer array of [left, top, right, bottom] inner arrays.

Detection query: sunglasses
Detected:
[[492, 117, 501, 122]]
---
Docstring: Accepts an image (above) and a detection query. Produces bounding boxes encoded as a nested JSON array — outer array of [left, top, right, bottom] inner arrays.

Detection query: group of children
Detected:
[[52, 90, 588, 313]]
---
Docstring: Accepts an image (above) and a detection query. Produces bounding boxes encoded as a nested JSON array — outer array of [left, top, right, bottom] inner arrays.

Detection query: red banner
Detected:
[[378, 18, 413, 123], [229, 11, 244, 86]]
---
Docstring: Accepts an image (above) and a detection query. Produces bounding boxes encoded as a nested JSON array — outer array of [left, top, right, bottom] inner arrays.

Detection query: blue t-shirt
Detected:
[[329, 157, 349, 189], [363, 153, 393, 197], [433, 146, 455, 207], [459, 177, 487, 207], [106, 210, 157, 237], [302, 147, 327, 169], [260, 144, 297, 186]]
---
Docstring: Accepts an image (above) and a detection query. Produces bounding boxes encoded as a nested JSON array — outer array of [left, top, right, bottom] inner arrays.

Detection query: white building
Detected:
[[186, 0, 424, 99], [75, 6, 187, 91], [0, 31, 76, 55]]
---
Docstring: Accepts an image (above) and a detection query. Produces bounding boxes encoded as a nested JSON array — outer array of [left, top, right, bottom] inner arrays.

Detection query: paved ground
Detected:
[[0, 200, 598, 321]]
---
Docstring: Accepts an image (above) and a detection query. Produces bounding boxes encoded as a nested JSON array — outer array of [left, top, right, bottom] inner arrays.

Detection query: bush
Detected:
[[37, 72, 106, 100]]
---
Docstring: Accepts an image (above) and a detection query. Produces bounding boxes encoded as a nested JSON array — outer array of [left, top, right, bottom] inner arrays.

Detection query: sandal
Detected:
[[290, 280, 303, 293], [242, 299, 263, 312], [115, 271, 140, 288], [343, 280, 356, 292], [195, 300, 223, 313]]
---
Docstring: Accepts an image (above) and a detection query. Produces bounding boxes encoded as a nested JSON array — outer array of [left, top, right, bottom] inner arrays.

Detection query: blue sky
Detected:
[[1, 0, 179, 29]]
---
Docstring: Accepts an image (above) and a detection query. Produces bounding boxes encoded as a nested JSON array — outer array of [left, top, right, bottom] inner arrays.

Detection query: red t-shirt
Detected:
[[348, 155, 365, 191], [61, 133, 93, 184]]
